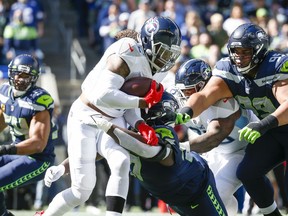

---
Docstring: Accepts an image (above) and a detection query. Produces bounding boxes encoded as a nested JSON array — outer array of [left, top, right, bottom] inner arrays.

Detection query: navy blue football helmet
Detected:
[[8, 54, 40, 95], [141, 91, 179, 126], [227, 23, 269, 74], [139, 16, 181, 74], [175, 59, 212, 107]]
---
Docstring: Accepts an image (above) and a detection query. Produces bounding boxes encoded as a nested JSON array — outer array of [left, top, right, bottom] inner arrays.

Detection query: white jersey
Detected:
[[81, 37, 152, 117], [168, 87, 258, 154], [185, 98, 258, 154]]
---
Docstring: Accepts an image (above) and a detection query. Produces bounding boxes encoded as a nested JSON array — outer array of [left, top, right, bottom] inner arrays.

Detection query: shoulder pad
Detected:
[[117, 37, 144, 58], [36, 94, 54, 108]]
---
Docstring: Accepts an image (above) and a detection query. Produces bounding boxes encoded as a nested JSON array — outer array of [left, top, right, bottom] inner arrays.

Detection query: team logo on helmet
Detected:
[[256, 31, 268, 40], [145, 18, 159, 36]]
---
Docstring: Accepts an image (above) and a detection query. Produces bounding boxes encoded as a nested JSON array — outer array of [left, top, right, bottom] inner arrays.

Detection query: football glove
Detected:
[[44, 164, 65, 187], [175, 113, 191, 124], [239, 115, 278, 144], [144, 80, 164, 108], [137, 122, 158, 146]]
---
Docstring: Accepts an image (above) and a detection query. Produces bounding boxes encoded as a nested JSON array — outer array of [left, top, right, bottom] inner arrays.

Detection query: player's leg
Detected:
[[169, 167, 228, 216], [236, 131, 284, 216], [0, 155, 51, 216], [43, 107, 99, 216], [97, 117, 130, 216], [212, 150, 245, 216]]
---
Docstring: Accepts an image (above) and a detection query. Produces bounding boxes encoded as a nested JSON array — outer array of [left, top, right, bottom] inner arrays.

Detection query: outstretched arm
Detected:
[[182, 76, 232, 118], [92, 116, 172, 161], [181, 109, 240, 153]]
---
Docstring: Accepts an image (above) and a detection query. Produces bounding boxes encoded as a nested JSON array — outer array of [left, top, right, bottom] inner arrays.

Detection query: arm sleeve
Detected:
[[124, 108, 143, 128], [113, 127, 162, 158], [83, 70, 140, 109]]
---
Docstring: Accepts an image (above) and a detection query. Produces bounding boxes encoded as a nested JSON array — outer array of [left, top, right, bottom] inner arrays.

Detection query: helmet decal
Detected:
[[145, 18, 159, 36], [141, 91, 179, 126]]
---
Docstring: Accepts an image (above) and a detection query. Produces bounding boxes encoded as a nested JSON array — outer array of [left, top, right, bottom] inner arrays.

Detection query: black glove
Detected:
[[0, 144, 17, 155]]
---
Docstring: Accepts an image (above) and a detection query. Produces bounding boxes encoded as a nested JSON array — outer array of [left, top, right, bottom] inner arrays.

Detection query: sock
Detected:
[[0, 192, 7, 215]]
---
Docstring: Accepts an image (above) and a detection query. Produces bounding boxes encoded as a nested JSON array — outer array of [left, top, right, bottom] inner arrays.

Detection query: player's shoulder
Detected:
[[259, 51, 288, 76], [211, 97, 240, 118], [29, 86, 54, 108], [214, 57, 232, 70], [114, 37, 144, 57], [153, 125, 179, 146], [213, 57, 235, 77]]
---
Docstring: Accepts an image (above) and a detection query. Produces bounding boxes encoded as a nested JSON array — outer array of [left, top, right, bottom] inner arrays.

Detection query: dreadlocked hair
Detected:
[[115, 29, 139, 41]]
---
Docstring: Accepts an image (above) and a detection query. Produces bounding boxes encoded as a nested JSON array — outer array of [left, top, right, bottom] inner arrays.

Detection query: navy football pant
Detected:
[[237, 126, 288, 208], [0, 155, 52, 214]]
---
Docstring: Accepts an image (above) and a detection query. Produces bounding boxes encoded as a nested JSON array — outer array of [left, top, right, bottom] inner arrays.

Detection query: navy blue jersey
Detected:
[[213, 51, 288, 119], [130, 125, 209, 205], [0, 82, 56, 161]]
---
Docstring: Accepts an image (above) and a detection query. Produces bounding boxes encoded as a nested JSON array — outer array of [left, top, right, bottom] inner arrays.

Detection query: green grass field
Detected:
[[8, 206, 267, 216], [9, 210, 264, 216]]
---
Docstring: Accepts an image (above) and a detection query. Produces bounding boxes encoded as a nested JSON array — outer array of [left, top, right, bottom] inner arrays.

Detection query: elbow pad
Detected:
[[143, 144, 172, 162]]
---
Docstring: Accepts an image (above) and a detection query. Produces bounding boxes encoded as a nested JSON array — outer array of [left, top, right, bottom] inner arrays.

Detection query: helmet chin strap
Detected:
[[12, 84, 31, 97], [237, 62, 256, 75]]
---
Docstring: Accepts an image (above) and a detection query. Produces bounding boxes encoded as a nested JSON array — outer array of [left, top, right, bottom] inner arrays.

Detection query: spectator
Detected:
[[222, 2, 250, 36], [9, 0, 45, 37], [3, 9, 39, 63], [190, 32, 220, 67], [99, 3, 121, 52], [127, 0, 155, 32], [180, 10, 206, 42], [207, 13, 228, 54], [160, 0, 184, 28]]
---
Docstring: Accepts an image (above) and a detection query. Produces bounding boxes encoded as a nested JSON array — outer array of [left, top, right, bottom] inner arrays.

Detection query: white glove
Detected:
[[44, 164, 65, 187]]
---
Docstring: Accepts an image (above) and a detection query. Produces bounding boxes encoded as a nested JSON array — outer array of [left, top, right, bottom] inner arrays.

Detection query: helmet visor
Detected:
[[152, 43, 181, 73]]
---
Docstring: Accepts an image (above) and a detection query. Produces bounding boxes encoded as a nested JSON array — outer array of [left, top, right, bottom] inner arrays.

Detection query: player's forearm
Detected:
[[272, 101, 288, 126], [182, 93, 209, 118], [107, 125, 163, 158], [189, 133, 223, 153]]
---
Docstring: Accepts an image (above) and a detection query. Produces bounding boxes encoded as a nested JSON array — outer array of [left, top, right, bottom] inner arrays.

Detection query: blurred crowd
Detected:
[[72, 0, 288, 69], [0, 0, 44, 66], [2, 0, 288, 215]]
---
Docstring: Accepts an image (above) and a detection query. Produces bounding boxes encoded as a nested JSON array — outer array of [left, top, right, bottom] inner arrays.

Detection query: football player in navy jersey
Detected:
[[0, 54, 56, 216], [171, 58, 259, 216], [180, 23, 288, 216], [43, 92, 228, 216]]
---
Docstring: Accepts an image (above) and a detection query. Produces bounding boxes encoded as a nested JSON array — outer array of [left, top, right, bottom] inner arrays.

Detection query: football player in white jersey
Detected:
[[170, 59, 258, 216], [35, 16, 181, 216]]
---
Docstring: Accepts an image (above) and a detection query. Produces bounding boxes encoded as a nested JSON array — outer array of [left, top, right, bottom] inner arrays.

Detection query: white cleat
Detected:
[[90, 115, 113, 132]]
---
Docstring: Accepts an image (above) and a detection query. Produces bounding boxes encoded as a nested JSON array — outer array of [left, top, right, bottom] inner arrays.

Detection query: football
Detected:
[[120, 77, 159, 97]]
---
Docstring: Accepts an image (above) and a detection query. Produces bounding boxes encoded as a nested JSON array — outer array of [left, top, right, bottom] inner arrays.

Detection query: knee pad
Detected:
[[107, 148, 130, 176], [70, 186, 94, 205]]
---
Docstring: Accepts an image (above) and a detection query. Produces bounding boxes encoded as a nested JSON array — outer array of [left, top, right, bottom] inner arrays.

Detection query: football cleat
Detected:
[[34, 210, 45, 216]]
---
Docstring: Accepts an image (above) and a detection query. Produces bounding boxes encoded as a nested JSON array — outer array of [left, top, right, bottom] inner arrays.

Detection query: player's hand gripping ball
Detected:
[[120, 77, 163, 108]]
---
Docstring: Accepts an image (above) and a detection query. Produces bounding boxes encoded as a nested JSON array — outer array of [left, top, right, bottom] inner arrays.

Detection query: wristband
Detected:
[[180, 107, 194, 118], [258, 115, 278, 135], [0, 144, 17, 155]]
